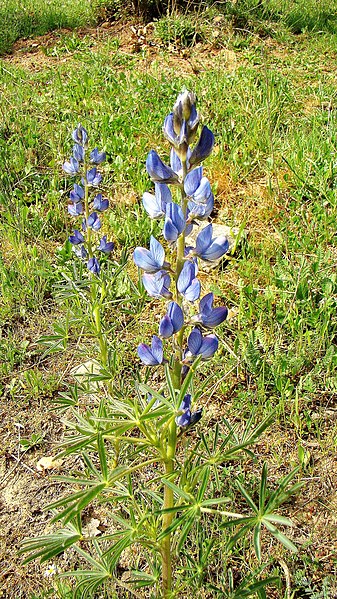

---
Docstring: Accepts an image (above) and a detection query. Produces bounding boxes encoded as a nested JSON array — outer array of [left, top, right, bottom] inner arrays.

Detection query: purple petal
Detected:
[[202, 237, 229, 261], [72, 125, 88, 146], [199, 334, 218, 359], [149, 236, 165, 267], [201, 306, 228, 328], [184, 278, 201, 302], [146, 150, 179, 184], [134, 248, 160, 273], [167, 302, 184, 332], [190, 126, 215, 167], [143, 191, 163, 219], [200, 293, 214, 314], [151, 336, 163, 364], [177, 261, 194, 294], [188, 328, 202, 355], [137, 343, 158, 366], [159, 314, 174, 338], [184, 167, 203, 196], [195, 224, 213, 255]]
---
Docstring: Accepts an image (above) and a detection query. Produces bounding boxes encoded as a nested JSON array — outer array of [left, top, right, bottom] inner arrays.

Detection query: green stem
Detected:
[[161, 420, 177, 598], [161, 157, 188, 597]]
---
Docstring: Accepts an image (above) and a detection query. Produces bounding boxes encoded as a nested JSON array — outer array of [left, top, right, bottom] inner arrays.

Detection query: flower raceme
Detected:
[[63, 125, 114, 274], [134, 91, 229, 435]]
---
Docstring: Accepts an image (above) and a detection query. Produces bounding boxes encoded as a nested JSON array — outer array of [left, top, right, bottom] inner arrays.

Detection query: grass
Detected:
[[0, 0, 95, 55], [0, 4, 337, 598]]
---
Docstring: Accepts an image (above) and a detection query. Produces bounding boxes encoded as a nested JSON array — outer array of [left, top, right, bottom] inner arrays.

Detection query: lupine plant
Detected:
[[21, 94, 301, 598], [62, 126, 115, 368]]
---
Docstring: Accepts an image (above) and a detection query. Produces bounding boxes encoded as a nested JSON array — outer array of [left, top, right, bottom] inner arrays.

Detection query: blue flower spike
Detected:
[[138, 336, 164, 366], [195, 224, 229, 262], [159, 301, 184, 338]]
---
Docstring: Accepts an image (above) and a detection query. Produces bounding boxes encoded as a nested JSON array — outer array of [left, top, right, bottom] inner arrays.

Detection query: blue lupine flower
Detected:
[[93, 194, 109, 212], [142, 270, 172, 299], [175, 394, 202, 429], [188, 194, 214, 220], [73, 144, 84, 162], [146, 150, 180, 184], [185, 327, 218, 360], [177, 261, 201, 302], [69, 229, 84, 245], [195, 224, 229, 261], [99, 235, 114, 254], [87, 212, 102, 231], [142, 183, 172, 219], [159, 301, 184, 338], [73, 245, 88, 260], [137, 336, 163, 366], [68, 202, 84, 216], [85, 167, 102, 187], [63, 157, 79, 175], [175, 394, 192, 427], [163, 202, 186, 242], [90, 148, 106, 164], [87, 256, 100, 274], [134, 236, 167, 273], [184, 167, 214, 220], [189, 126, 215, 167], [184, 167, 212, 203], [72, 125, 88, 147], [194, 293, 228, 328], [69, 184, 84, 203]]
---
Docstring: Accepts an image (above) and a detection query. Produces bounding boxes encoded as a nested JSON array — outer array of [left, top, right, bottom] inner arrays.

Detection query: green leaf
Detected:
[[201, 496, 231, 507], [259, 463, 268, 511], [161, 477, 192, 502], [236, 481, 259, 513], [176, 514, 195, 554], [227, 522, 255, 551], [263, 520, 298, 553], [263, 514, 293, 526], [97, 433, 108, 481], [253, 521, 262, 561]]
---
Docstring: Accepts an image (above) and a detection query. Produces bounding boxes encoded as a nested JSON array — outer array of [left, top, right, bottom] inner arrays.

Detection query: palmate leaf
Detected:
[[19, 521, 81, 564], [225, 465, 300, 559]]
